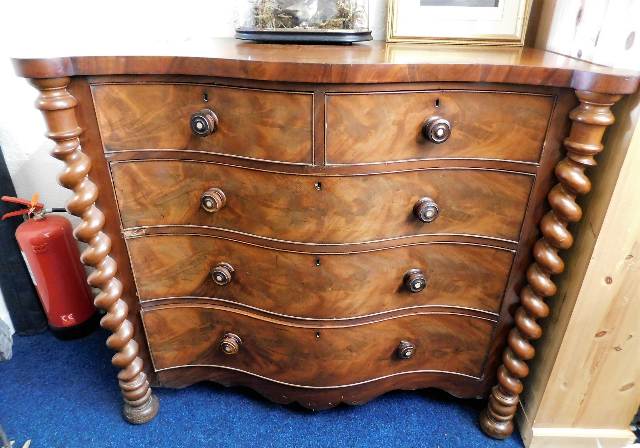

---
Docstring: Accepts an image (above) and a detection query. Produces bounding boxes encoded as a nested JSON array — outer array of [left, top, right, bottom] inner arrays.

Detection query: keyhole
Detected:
[[315, 258, 321, 267], [435, 98, 440, 108], [314, 181, 322, 191], [203, 92, 209, 102], [315, 331, 321, 338]]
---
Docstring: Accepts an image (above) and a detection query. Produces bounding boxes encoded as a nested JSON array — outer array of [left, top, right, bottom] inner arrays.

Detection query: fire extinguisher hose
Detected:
[[1, 195, 66, 220]]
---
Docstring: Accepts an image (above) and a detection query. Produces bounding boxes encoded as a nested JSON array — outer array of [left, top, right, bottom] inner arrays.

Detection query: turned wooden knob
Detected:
[[219, 333, 242, 355], [404, 269, 427, 293], [201, 188, 226, 213], [211, 262, 234, 286], [191, 108, 218, 136], [413, 197, 439, 223], [397, 340, 416, 359], [422, 117, 451, 144]]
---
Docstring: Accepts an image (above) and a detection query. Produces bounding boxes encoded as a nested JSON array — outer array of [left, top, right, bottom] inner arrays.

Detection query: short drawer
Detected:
[[92, 83, 314, 163], [128, 235, 514, 316], [142, 305, 495, 386], [325, 90, 554, 164], [112, 161, 533, 243]]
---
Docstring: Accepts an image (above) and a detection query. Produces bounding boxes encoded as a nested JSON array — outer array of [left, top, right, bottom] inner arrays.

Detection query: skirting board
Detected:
[[529, 427, 637, 448]]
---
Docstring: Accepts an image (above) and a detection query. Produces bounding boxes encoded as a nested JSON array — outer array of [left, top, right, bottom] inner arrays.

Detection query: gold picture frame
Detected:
[[387, 0, 533, 46]]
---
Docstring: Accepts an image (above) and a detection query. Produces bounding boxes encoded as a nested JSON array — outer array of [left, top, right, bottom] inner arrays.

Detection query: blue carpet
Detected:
[[0, 329, 523, 448]]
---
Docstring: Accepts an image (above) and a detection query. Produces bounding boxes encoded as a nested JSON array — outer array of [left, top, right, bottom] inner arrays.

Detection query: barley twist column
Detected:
[[31, 77, 159, 424], [479, 90, 621, 439]]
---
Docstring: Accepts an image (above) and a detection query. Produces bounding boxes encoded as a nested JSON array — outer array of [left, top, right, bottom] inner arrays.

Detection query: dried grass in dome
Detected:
[[251, 0, 364, 30]]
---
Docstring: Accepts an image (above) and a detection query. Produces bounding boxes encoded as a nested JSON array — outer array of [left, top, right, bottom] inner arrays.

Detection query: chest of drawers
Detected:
[[14, 41, 638, 439]]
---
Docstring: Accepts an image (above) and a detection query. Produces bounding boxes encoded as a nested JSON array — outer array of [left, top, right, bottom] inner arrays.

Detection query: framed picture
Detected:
[[387, 0, 533, 45]]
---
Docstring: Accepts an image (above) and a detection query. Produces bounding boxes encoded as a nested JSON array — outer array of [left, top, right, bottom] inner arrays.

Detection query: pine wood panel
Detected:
[[519, 91, 640, 447], [142, 304, 495, 388], [479, 90, 623, 439], [326, 90, 553, 164], [128, 235, 514, 317], [92, 83, 314, 163], [515, 3, 640, 445], [112, 161, 533, 243]]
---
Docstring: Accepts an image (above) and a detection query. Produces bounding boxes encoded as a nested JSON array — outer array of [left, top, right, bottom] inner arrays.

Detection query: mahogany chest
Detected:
[[13, 41, 639, 439]]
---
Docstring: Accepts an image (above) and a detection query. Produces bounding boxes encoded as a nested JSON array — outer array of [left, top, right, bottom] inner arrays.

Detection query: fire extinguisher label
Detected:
[[61, 313, 76, 324], [20, 251, 37, 286]]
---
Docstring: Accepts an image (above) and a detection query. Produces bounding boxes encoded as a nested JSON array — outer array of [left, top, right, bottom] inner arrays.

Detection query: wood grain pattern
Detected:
[[156, 365, 485, 408], [129, 225, 516, 252], [128, 235, 514, 317], [15, 42, 638, 433], [326, 90, 553, 164], [105, 147, 539, 175], [518, 86, 640, 447], [31, 77, 158, 423], [69, 77, 159, 391], [92, 83, 314, 163], [12, 40, 640, 93], [142, 304, 495, 390], [479, 91, 622, 439], [476, 88, 576, 438], [112, 161, 533, 243]]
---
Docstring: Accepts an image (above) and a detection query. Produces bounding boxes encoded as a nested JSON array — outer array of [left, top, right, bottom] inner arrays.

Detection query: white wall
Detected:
[[0, 290, 11, 333], [535, 0, 640, 70], [0, 1, 388, 332]]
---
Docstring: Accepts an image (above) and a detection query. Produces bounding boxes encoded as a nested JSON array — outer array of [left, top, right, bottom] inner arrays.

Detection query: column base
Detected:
[[479, 408, 515, 440], [123, 393, 159, 424]]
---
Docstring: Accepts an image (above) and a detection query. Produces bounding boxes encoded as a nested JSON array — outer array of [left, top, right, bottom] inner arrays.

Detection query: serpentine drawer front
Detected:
[[142, 305, 496, 389], [112, 161, 533, 243], [93, 83, 314, 163], [128, 234, 515, 317], [15, 42, 637, 438], [325, 90, 554, 164]]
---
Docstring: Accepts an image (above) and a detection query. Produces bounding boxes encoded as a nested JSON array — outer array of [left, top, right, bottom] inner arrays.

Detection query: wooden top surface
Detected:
[[12, 38, 640, 93]]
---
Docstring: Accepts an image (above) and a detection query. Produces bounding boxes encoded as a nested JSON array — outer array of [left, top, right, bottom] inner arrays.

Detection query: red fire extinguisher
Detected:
[[2, 194, 98, 339]]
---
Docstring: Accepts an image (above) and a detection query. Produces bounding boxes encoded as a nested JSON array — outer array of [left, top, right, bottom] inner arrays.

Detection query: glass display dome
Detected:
[[235, 0, 371, 43]]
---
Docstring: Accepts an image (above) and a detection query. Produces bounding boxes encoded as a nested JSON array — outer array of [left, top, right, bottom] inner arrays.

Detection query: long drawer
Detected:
[[92, 83, 314, 163], [112, 161, 533, 243], [142, 305, 495, 387], [325, 90, 554, 164], [128, 235, 514, 317]]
